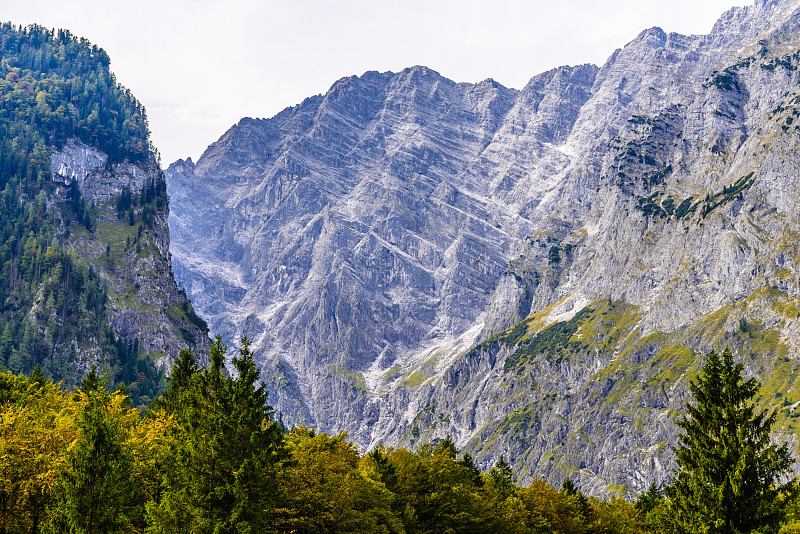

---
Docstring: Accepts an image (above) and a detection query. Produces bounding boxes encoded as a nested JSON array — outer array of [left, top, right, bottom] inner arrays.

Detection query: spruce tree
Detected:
[[48, 371, 134, 533], [668, 349, 796, 534], [149, 348, 197, 414], [147, 336, 285, 533]]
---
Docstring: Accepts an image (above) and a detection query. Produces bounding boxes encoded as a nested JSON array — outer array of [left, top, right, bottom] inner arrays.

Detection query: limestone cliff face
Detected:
[[168, 64, 597, 424], [167, 0, 800, 496], [51, 138, 209, 373]]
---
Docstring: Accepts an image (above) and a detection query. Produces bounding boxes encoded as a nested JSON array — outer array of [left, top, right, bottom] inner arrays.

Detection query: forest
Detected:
[[0, 340, 798, 534], [0, 22, 171, 403]]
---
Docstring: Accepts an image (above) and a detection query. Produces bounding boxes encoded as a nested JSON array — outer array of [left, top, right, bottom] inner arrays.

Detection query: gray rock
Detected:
[[167, 0, 800, 496], [50, 139, 209, 373]]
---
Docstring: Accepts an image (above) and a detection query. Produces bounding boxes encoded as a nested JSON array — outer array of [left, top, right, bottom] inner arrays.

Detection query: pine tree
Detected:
[[635, 482, 663, 515], [668, 349, 796, 534]]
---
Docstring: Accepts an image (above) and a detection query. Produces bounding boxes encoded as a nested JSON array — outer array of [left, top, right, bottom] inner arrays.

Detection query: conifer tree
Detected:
[[668, 349, 796, 534], [48, 370, 134, 533], [487, 456, 516, 501], [368, 446, 398, 490], [147, 336, 285, 533], [149, 348, 197, 414]]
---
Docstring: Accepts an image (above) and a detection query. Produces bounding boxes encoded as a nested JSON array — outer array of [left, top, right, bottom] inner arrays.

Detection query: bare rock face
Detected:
[[51, 139, 209, 372], [50, 139, 151, 204], [167, 0, 800, 496], [168, 63, 598, 425]]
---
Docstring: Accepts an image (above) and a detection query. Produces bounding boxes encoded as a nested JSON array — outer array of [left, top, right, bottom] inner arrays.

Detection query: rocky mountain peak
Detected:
[[167, 0, 800, 496]]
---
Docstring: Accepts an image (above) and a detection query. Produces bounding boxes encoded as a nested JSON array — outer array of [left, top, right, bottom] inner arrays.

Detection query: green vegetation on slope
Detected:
[[634, 171, 755, 220], [0, 23, 193, 405], [472, 299, 639, 372]]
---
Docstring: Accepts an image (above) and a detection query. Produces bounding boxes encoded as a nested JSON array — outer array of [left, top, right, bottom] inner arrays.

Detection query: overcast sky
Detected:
[[1, 0, 749, 164]]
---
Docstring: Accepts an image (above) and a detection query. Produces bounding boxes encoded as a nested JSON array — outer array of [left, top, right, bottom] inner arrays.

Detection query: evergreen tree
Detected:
[[148, 348, 197, 414], [459, 453, 483, 487], [668, 349, 796, 534], [29, 364, 45, 386], [0, 323, 13, 368], [48, 373, 134, 533], [635, 482, 663, 515], [368, 446, 398, 491], [487, 456, 516, 501], [147, 336, 285, 533]]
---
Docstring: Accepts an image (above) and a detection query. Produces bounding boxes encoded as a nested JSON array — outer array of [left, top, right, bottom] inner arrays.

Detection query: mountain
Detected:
[[0, 24, 209, 407], [166, 0, 800, 495]]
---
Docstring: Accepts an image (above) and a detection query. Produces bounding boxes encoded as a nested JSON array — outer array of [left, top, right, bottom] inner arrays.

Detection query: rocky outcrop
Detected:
[[50, 139, 150, 203], [167, 0, 800, 496], [52, 139, 209, 372]]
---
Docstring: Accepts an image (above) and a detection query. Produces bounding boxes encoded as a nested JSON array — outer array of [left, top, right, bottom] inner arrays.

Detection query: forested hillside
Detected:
[[0, 23, 208, 407]]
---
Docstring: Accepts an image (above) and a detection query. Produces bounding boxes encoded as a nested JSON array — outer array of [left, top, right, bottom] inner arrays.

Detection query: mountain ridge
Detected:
[[166, 0, 800, 495], [0, 24, 209, 406]]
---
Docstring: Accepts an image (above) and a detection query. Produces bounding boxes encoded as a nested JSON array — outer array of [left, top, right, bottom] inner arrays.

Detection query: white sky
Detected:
[[0, 0, 750, 164]]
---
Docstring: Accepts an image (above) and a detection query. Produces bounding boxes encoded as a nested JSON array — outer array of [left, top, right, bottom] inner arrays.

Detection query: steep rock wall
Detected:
[[167, 0, 800, 495]]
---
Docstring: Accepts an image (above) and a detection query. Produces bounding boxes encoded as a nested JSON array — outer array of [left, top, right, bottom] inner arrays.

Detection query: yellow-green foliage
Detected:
[[0, 367, 671, 534], [383, 365, 402, 381], [401, 370, 429, 387], [273, 427, 402, 533]]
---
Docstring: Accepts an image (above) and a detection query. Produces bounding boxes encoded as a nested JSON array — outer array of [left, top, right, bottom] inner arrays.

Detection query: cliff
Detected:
[[166, 0, 800, 495], [0, 25, 208, 407]]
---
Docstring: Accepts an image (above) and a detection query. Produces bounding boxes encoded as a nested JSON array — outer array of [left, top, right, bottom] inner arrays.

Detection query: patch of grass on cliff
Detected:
[[402, 370, 429, 387], [496, 404, 541, 436], [646, 342, 695, 379], [466, 297, 573, 361], [329, 365, 368, 392], [504, 307, 594, 370], [167, 301, 208, 333], [577, 300, 640, 352], [115, 287, 158, 313], [757, 354, 800, 430], [765, 286, 800, 318], [500, 300, 639, 372], [383, 365, 402, 381], [94, 218, 138, 258]]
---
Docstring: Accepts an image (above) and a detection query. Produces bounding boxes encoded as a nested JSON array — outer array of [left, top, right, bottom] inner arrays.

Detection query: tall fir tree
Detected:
[[47, 370, 135, 534], [668, 348, 796, 534], [146, 336, 285, 533], [148, 348, 197, 414]]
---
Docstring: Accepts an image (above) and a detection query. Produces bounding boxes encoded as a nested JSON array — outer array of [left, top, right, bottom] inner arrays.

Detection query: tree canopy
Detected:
[[1, 342, 800, 533], [668, 348, 796, 534]]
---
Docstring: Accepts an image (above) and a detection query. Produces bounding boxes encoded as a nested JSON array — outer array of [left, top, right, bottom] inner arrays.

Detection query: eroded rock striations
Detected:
[[167, 0, 800, 496]]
